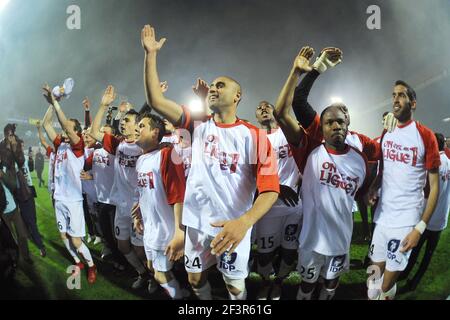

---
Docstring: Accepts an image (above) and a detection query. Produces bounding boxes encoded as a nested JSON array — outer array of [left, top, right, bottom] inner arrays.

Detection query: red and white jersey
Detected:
[[136, 146, 185, 250], [161, 133, 180, 144], [292, 135, 368, 256], [46, 146, 55, 194], [266, 128, 301, 216], [445, 147, 450, 160], [53, 135, 85, 202], [103, 133, 142, 207], [427, 152, 450, 231], [91, 148, 115, 204], [180, 108, 280, 237], [374, 120, 441, 228], [162, 133, 192, 178], [306, 114, 380, 161], [82, 147, 97, 202]]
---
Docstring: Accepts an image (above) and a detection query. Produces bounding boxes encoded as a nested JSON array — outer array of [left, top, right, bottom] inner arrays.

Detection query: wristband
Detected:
[[414, 220, 427, 234]]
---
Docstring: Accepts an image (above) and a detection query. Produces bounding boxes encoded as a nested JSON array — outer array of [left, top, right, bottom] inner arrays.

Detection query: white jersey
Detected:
[[136, 146, 186, 250], [292, 136, 368, 256], [53, 136, 85, 202], [162, 133, 192, 178], [427, 152, 450, 231], [21, 156, 33, 187], [266, 128, 301, 217], [82, 147, 97, 202], [180, 109, 279, 237], [374, 120, 440, 228], [46, 147, 55, 194], [91, 147, 115, 204], [103, 133, 142, 207]]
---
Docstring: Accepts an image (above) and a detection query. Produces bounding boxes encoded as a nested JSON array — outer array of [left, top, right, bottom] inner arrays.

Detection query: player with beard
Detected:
[[366, 81, 440, 300]]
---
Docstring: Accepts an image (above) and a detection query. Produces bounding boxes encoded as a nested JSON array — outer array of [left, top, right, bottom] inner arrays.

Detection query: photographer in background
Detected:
[[0, 124, 32, 263]]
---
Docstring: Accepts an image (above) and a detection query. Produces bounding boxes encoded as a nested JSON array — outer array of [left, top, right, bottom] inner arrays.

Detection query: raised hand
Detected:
[[160, 81, 168, 93], [82, 97, 91, 110], [192, 78, 210, 100], [294, 46, 315, 73], [141, 25, 167, 53], [42, 83, 56, 105], [313, 47, 343, 73], [101, 85, 116, 107]]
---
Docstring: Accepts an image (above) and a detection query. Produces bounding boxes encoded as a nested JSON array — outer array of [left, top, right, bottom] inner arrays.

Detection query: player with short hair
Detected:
[[141, 24, 279, 300], [366, 80, 440, 300], [41, 86, 97, 284], [134, 112, 187, 299], [90, 86, 149, 289], [254, 100, 302, 300], [274, 47, 369, 300]]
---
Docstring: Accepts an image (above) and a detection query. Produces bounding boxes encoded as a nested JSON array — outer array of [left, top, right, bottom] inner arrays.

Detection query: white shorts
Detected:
[[114, 204, 143, 246], [145, 248, 173, 272], [369, 224, 413, 272], [55, 200, 85, 237], [298, 249, 349, 283], [184, 227, 252, 280], [255, 212, 302, 253]]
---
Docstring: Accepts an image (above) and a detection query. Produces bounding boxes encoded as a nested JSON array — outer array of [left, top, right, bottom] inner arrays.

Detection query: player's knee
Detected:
[[117, 240, 131, 254], [188, 272, 207, 288], [223, 276, 245, 295], [60, 233, 68, 241], [280, 248, 297, 265], [71, 237, 82, 249], [300, 280, 316, 293], [257, 252, 273, 266], [154, 270, 173, 284]]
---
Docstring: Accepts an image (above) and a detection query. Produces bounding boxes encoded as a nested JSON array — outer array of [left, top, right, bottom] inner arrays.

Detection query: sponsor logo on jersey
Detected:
[[383, 140, 419, 167], [277, 144, 292, 160], [219, 252, 237, 271], [203, 135, 240, 173], [329, 255, 346, 273], [284, 224, 299, 242], [118, 151, 139, 168], [137, 171, 155, 189], [93, 154, 111, 166], [319, 162, 360, 196], [387, 239, 401, 260]]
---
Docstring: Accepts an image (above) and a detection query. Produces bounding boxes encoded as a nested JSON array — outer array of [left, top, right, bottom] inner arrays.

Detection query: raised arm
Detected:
[[36, 121, 50, 150], [83, 97, 92, 128], [42, 84, 79, 145], [292, 47, 342, 130], [142, 25, 184, 125], [90, 86, 116, 143], [274, 47, 314, 146], [42, 104, 57, 143]]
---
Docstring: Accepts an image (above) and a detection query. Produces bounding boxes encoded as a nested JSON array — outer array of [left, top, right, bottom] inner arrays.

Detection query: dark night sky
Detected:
[[1, 0, 449, 144]]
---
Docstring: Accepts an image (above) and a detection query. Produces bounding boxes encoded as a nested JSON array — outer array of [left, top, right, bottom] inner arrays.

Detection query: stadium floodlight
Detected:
[[443, 117, 450, 123], [330, 96, 343, 104], [189, 99, 203, 113], [0, 0, 10, 12]]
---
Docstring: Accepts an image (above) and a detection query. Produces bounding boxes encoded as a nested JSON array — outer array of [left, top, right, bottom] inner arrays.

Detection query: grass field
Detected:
[[2, 164, 449, 300]]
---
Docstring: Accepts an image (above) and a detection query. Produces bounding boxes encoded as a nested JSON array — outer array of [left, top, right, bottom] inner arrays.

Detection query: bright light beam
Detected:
[[330, 96, 343, 104], [189, 99, 203, 113], [0, 0, 11, 12]]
